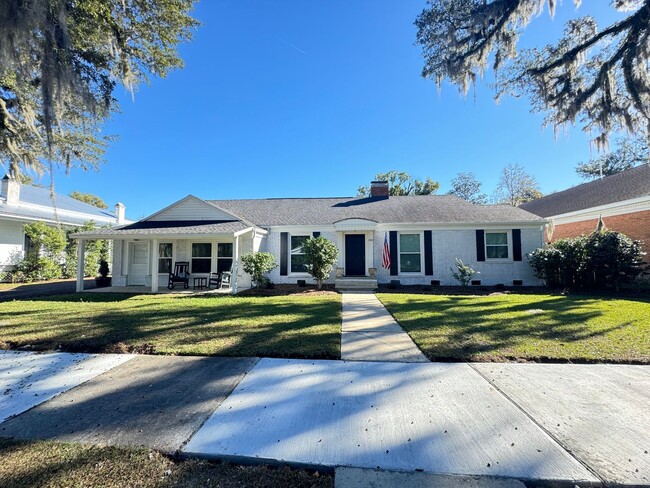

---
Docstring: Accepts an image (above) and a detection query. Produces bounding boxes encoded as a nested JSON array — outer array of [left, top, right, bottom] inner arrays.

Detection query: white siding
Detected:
[[0, 220, 25, 273], [148, 197, 237, 222]]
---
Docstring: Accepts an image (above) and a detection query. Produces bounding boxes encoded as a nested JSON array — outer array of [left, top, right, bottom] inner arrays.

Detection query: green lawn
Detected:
[[377, 293, 650, 363], [0, 438, 333, 488], [0, 293, 341, 359]]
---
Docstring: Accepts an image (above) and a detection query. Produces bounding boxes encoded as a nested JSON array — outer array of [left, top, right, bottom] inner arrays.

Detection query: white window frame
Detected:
[[157, 242, 173, 274], [191, 242, 213, 274], [397, 232, 423, 274], [484, 230, 512, 261], [289, 234, 310, 275]]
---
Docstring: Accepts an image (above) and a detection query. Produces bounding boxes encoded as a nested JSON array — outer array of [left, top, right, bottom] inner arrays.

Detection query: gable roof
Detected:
[[71, 220, 250, 239], [520, 164, 650, 218], [208, 195, 543, 226], [0, 184, 119, 225]]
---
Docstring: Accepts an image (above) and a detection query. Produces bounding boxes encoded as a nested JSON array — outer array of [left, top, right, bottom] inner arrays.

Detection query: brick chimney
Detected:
[[1, 174, 20, 205], [370, 180, 389, 197], [114, 202, 126, 224]]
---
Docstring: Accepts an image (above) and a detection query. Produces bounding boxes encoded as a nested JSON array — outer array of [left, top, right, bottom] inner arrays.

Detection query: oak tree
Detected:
[[0, 0, 198, 177], [415, 1, 650, 148]]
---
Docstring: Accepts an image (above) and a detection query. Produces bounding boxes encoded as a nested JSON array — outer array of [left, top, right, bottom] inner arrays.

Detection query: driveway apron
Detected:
[[0, 355, 257, 453], [0, 350, 133, 423], [341, 293, 428, 362]]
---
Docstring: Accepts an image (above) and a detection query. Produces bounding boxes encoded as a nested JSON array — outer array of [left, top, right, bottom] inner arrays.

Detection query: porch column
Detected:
[[76, 239, 85, 292], [232, 234, 240, 294], [151, 239, 159, 293], [368, 231, 375, 275]]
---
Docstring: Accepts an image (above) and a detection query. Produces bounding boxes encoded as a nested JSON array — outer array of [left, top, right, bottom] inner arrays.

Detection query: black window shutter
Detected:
[[389, 231, 398, 276], [512, 229, 522, 261], [312, 231, 320, 238], [476, 230, 485, 262], [424, 230, 433, 276], [280, 232, 288, 275]]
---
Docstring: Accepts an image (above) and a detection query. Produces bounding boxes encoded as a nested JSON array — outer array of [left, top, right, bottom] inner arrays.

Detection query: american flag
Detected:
[[382, 232, 391, 269]]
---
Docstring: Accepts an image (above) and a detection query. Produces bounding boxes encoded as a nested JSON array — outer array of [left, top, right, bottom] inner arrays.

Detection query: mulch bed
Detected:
[[238, 284, 338, 297]]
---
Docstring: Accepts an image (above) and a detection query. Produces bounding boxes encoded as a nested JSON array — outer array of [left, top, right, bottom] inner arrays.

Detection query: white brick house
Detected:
[[73, 181, 546, 293]]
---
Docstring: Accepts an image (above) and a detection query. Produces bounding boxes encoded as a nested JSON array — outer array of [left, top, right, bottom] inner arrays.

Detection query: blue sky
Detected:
[[44, 1, 622, 220]]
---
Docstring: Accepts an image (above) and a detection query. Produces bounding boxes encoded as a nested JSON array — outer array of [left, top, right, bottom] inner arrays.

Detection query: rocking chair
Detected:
[[168, 261, 190, 289]]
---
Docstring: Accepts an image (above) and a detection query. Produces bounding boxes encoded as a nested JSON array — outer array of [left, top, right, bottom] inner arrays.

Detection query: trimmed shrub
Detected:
[[451, 258, 479, 287], [241, 252, 277, 290]]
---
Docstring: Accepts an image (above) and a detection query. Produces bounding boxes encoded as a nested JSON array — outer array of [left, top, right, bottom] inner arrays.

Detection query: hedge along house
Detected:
[[73, 181, 546, 293], [0, 174, 126, 276]]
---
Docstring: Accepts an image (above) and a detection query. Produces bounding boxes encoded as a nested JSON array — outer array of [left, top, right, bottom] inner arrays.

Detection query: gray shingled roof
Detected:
[[72, 220, 249, 238], [0, 184, 118, 225], [209, 195, 543, 226], [521, 164, 650, 218]]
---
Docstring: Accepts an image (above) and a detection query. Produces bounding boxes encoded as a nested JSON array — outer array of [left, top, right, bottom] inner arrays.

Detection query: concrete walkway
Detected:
[[341, 293, 428, 362]]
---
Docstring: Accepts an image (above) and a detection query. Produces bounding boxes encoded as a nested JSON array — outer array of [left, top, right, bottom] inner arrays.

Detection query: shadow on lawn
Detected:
[[383, 294, 650, 363], [0, 293, 341, 359]]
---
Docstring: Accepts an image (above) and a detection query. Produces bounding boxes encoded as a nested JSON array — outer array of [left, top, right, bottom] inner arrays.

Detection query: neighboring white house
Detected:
[[0, 174, 127, 275], [72, 181, 546, 293]]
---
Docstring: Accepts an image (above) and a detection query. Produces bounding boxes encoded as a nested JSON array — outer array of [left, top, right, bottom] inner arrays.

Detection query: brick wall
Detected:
[[552, 209, 650, 250]]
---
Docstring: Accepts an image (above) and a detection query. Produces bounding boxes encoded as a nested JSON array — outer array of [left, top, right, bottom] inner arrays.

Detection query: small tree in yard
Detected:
[[303, 236, 338, 289], [451, 258, 479, 287], [241, 252, 277, 290]]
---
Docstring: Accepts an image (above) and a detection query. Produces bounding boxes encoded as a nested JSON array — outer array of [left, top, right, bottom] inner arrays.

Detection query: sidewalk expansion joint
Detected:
[[467, 362, 606, 487]]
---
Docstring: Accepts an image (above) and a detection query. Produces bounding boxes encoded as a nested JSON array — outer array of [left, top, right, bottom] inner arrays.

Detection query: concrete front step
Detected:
[[335, 278, 378, 291]]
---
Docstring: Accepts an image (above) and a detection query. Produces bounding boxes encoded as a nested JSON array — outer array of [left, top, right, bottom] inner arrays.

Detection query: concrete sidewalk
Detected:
[[183, 358, 597, 485], [1, 351, 649, 486], [341, 293, 428, 362]]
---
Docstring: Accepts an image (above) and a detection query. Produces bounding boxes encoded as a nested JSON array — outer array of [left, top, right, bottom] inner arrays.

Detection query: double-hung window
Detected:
[[399, 233, 421, 273], [158, 243, 173, 273], [485, 232, 509, 259], [191, 243, 212, 273], [290, 235, 309, 273], [217, 243, 233, 273]]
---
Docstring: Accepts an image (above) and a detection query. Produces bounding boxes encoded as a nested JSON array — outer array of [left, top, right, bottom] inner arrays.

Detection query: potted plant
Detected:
[[95, 260, 112, 287]]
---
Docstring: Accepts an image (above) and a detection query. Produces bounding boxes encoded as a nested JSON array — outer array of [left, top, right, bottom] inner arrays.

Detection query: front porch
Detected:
[[83, 285, 234, 295], [71, 222, 267, 294]]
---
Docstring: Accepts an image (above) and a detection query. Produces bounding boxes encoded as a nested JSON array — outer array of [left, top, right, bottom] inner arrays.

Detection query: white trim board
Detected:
[[550, 195, 650, 225]]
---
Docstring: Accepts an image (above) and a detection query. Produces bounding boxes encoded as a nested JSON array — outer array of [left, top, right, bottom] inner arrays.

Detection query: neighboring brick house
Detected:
[[520, 164, 650, 251], [73, 180, 547, 293]]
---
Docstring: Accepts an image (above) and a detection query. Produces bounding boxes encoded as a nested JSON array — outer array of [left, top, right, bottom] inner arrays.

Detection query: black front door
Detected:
[[345, 234, 366, 276]]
